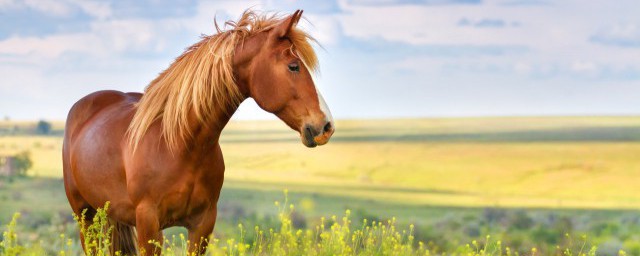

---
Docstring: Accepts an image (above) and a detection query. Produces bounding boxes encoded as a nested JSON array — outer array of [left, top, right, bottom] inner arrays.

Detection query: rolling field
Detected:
[[2, 117, 639, 209], [1, 117, 640, 254]]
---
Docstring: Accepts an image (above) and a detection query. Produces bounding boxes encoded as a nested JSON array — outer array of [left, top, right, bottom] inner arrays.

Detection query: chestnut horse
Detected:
[[63, 10, 334, 255]]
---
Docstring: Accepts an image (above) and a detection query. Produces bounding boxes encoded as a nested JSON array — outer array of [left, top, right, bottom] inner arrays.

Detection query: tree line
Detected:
[[0, 120, 57, 136]]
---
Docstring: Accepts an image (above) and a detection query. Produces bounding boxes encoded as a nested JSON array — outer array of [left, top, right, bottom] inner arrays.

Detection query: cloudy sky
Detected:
[[1, 0, 639, 120]]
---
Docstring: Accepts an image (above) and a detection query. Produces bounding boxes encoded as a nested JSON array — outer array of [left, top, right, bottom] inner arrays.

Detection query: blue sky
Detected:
[[1, 0, 639, 120]]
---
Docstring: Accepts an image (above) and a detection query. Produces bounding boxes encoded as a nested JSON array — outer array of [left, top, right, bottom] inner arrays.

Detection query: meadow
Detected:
[[1, 117, 639, 255]]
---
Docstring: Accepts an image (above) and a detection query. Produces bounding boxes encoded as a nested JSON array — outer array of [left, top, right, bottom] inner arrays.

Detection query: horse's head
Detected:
[[234, 10, 334, 147]]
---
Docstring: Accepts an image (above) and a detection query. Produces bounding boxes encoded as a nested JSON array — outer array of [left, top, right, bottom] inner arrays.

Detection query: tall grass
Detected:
[[0, 192, 625, 256], [1, 213, 22, 256], [74, 202, 113, 255]]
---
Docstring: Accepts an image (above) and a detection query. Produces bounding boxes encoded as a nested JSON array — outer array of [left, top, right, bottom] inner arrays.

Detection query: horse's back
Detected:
[[65, 90, 140, 141]]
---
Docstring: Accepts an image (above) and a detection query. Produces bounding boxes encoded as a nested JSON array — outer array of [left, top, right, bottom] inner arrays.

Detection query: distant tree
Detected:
[[13, 151, 33, 176], [36, 120, 52, 135], [3, 115, 8, 121]]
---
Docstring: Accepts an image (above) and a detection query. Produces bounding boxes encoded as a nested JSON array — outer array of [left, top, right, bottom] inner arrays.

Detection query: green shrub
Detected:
[[13, 151, 33, 177], [0, 213, 24, 255], [35, 121, 51, 135], [74, 202, 113, 255], [0, 192, 630, 256]]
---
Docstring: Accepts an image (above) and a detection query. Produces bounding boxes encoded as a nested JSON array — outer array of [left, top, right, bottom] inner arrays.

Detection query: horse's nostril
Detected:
[[323, 122, 333, 133], [305, 125, 314, 138]]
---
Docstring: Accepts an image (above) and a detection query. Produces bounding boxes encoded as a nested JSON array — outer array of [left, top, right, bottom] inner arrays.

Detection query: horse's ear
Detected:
[[272, 10, 303, 39]]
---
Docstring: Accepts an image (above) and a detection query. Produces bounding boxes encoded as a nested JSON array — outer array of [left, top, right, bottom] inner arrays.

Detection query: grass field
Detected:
[[1, 117, 640, 254], [2, 117, 639, 209]]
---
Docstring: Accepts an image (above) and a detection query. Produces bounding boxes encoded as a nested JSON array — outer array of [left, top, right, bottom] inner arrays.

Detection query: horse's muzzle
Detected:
[[302, 121, 334, 148]]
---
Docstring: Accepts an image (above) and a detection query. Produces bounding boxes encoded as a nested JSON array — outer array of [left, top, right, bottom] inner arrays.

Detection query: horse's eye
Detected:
[[288, 62, 300, 73]]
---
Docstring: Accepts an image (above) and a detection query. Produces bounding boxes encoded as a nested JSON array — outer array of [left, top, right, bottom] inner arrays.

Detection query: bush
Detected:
[[13, 151, 33, 177], [0, 213, 24, 255], [74, 202, 112, 255], [35, 120, 51, 135]]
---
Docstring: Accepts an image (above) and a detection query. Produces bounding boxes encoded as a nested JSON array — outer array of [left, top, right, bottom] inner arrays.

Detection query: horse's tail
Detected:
[[110, 219, 137, 255]]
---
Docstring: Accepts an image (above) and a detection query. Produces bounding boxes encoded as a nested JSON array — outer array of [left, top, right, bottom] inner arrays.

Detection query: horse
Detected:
[[62, 10, 334, 255]]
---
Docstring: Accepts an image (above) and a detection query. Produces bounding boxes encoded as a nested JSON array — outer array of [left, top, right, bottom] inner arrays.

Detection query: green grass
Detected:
[[206, 117, 640, 209], [2, 176, 640, 255], [2, 192, 618, 256], [2, 117, 640, 208]]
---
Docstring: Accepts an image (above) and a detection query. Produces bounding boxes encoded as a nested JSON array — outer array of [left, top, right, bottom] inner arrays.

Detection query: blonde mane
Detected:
[[127, 10, 319, 153]]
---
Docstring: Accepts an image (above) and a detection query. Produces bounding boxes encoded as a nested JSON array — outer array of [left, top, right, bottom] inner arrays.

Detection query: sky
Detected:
[[0, 0, 639, 120]]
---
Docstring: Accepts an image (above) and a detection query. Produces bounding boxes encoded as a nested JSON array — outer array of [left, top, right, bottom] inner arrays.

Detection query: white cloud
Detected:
[[181, 0, 263, 34], [23, 0, 73, 17], [299, 14, 342, 46], [336, 1, 565, 47], [590, 22, 640, 48], [571, 60, 597, 73], [90, 19, 158, 52], [0, 0, 15, 6], [0, 18, 178, 61], [70, 0, 112, 19], [173, 1, 343, 47], [2, 0, 640, 120], [0, 0, 111, 18], [513, 62, 532, 75], [0, 34, 98, 58], [331, 0, 640, 80]]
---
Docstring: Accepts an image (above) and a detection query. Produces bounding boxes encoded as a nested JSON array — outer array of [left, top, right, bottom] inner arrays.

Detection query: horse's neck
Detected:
[[186, 101, 241, 152], [232, 33, 266, 97], [182, 36, 263, 152]]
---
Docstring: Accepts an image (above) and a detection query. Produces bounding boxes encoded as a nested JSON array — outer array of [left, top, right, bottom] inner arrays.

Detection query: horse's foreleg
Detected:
[[187, 208, 217, 255], [135, 202, 163, 255]]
